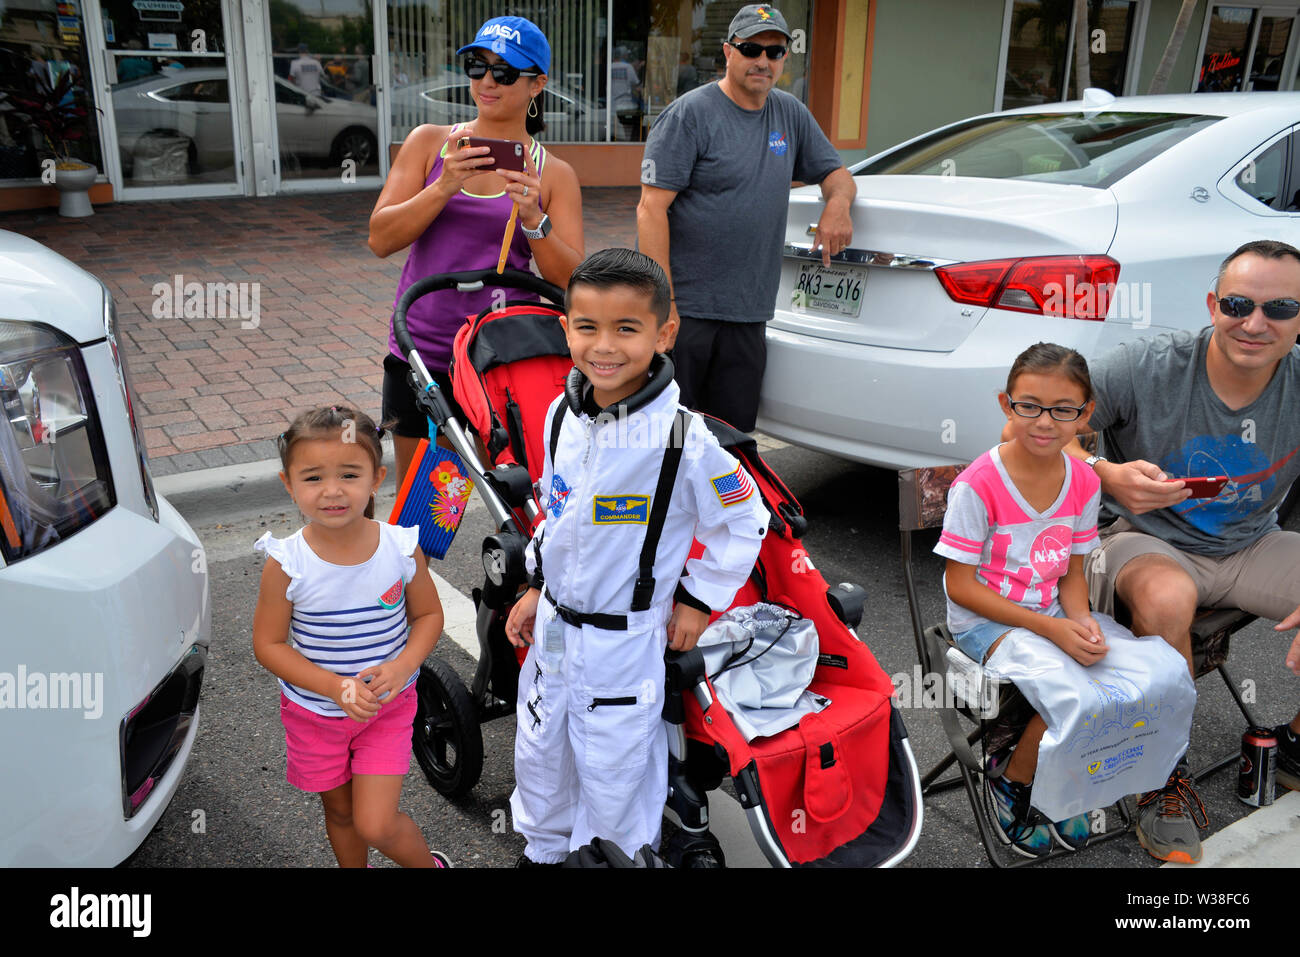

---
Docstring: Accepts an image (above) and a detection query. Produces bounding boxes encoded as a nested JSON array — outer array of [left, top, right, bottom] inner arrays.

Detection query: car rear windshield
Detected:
[[856, 111, 1222, 188]]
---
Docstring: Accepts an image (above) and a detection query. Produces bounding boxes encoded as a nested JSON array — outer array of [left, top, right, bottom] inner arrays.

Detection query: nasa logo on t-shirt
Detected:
[[1028, 524, 1073, 580], [768, 131, 788, 156]]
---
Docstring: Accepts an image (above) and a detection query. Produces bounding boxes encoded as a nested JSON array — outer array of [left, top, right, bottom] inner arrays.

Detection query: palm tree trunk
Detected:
[[1073, 0, 1091, 96], [1148, 0, 1199, 94]]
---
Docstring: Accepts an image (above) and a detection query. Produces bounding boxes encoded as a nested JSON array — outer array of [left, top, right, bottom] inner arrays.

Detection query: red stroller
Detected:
[[391, 268, 923, 866]]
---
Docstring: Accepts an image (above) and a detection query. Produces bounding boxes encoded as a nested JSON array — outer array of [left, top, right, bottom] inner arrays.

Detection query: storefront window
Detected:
[[609, 0, 812, 142], [1066, 0, 1136, 99], [267, 0, 378, 181], [1198, 5, 1256, 92], [388, 0, 605, 143], [1246, 14, 1291, 91], [386, 0, 809, 144], [0, 0, 103, 179], [1003, 0, 1070, 107]]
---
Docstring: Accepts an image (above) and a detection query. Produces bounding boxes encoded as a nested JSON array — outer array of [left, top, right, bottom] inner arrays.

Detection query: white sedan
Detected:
[[759, 91, 1300, 469], [0, 230, 209, 865]]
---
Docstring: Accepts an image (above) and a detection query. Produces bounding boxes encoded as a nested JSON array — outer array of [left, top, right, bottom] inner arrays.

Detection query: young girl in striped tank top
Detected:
[[253, 405, 449, 867]]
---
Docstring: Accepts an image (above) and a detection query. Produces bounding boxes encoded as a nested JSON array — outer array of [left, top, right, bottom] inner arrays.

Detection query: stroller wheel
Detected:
[[412, 659, 484, 798]]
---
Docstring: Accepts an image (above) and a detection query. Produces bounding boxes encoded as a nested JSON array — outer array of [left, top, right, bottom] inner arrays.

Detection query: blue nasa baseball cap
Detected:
[[457, 16, 550, 74]]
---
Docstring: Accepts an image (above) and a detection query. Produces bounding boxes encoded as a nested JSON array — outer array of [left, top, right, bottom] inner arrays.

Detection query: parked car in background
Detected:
[[0, 230, 209, 865], [760, 91, 1300, 469], [113, 67, 377, 179]]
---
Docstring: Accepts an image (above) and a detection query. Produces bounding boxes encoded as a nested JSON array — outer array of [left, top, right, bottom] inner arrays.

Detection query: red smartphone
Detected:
[[457, 136, 526, 172], [1164, 475, 1229, 498]]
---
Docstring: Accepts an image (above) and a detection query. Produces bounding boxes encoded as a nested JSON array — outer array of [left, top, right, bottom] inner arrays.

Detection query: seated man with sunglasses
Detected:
[[1070, 239, 1300, 863], [638, 3, 854, 433]]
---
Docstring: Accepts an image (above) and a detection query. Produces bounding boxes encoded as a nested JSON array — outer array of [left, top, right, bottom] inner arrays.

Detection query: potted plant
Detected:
[[6, 66, 99, 216]]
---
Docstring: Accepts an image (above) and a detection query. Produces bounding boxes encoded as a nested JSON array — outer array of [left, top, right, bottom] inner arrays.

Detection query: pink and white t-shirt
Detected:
[[934, 446, 1100, 635]]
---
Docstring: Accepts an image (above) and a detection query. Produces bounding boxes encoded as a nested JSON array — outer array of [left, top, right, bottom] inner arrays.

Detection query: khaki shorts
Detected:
[[1085, 518, 1300, 622]]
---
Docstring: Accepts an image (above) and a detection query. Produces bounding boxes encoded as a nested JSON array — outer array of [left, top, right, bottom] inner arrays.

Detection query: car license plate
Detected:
[[790, 262, 866, 318]]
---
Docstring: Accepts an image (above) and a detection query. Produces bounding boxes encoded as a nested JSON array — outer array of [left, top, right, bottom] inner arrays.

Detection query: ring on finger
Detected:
[[522, 185, 529, 197]]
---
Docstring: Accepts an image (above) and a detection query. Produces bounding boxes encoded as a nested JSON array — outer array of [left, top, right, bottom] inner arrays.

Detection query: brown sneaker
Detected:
[[1135, 762, 1208, 864]]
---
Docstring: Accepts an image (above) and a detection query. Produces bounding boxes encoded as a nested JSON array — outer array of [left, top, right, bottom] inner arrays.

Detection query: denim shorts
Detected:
[[952, 620, 1016, 664]]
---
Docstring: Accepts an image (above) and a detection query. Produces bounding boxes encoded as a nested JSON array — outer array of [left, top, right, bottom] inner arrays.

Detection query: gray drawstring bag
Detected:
[[696, 602, 830, 742], [983, 611, 1196, 821]]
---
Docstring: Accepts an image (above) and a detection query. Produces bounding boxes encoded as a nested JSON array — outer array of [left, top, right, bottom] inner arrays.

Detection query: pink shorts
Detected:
[[280, 682, 418, 793]]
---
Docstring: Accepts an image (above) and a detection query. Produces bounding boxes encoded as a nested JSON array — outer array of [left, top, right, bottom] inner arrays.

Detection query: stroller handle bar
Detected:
[[390, 268, 562, 536], [392, 267, 566, 361]]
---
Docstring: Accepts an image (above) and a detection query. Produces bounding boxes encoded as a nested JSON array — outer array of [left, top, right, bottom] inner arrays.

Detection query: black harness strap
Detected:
[[631, 409, 689, 612], [545, 402, 690, 616], [548, 399, 567, 465]]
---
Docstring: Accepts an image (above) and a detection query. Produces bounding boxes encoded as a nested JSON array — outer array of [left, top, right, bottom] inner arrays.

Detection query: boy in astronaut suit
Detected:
[[504, 247, 769, 865]]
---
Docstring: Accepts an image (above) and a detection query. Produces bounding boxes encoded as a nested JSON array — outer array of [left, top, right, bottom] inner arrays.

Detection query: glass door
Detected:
[[1247, 9, 1296, 89], [1196, 4, 1300, 92], [95, 0, 245, 196], [263, 0, 382, 191]]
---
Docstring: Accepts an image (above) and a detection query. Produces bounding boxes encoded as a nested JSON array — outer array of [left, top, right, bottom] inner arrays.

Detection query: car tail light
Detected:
[[936, 255, 1121, 320], [104, 292, 159, 521], [0, 321, 115, 562]]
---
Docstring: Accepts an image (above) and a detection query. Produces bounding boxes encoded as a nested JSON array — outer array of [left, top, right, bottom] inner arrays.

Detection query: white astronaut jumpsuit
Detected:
[[510, 363, 768, 863]]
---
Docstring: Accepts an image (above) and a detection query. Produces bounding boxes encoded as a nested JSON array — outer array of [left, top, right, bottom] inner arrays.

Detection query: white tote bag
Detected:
[[983, 612, 1195, 821]]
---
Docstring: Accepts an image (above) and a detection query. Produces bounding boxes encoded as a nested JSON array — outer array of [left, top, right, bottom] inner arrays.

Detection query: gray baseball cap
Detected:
[[727, 4, 792, 41]]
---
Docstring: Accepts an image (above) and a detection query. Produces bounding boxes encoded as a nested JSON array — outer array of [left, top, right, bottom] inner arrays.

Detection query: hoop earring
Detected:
[[528, 97, 538, 118]]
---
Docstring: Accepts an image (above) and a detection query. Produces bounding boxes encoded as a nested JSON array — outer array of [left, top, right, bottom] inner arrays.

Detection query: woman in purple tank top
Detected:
[[369, 16, 584, 491]]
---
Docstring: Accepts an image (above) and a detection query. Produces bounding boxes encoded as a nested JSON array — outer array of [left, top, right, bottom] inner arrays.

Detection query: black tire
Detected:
[[412, 658, 483, 798], [331, 126, 376, 168]]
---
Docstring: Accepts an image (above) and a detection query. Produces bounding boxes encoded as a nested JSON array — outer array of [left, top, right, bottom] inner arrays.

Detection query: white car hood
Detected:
[[0, 230, 106, 344]]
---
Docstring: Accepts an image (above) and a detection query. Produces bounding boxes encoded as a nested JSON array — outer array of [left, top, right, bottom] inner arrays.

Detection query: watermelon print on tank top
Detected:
[[389, 126, 546, 370]]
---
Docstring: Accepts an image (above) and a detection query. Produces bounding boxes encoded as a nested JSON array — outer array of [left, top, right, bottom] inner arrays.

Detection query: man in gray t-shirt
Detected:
[[1074, 240, 1300, 864], [637, 3, 854, 432]]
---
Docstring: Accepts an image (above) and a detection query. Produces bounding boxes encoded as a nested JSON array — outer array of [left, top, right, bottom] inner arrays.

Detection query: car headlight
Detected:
[[0, 320, 115, 562], [103, 291, 159, 521]]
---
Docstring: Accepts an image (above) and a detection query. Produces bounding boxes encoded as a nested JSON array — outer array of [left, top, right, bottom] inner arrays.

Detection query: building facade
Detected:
[[0, 0, 1295, 211]]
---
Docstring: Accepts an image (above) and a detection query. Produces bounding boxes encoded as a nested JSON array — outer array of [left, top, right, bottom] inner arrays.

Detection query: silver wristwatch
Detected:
[[522, 213, 552, 240], [1084, 454, 1107, 469]]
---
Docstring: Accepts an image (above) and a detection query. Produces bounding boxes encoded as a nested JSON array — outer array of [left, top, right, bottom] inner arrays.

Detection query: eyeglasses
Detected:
[[727, 40, 789, 60], [1217, 295, 1300, 320], [462, 56, 539, 85], [1009, 401, 1089, 422]]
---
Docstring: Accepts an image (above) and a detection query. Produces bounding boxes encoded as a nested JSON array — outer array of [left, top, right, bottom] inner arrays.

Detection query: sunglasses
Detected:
[[727, 40, 789, 60], [1009, 401, 1089, 422], [462, 56, 539, 85], [1217, 295, 1300, 320]]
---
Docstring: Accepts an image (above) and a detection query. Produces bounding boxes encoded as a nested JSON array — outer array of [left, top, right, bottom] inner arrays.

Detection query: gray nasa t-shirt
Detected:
[[640, 83, 842, 323], [1090, 328, 1300, 555]]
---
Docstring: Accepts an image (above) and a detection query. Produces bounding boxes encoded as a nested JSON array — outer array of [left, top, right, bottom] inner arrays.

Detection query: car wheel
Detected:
[[412, 658, 483, 799], [331, 127, 376, 168]]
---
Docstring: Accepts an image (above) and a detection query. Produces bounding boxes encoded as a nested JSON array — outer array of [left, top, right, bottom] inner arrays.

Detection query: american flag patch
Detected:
[[711, 467, 755, 507]]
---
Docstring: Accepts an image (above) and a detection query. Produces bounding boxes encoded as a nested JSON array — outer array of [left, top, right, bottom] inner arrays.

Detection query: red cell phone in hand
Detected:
[[457, 136, 526, 172], [1165, 475, 1229, 498]]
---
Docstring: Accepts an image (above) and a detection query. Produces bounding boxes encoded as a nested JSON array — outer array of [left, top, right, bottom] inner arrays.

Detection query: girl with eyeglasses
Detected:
[[368, 16, 584, 492], [935, 343, 1109, 857]]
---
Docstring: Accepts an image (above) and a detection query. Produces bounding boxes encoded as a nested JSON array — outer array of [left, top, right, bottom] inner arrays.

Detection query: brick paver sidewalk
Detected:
[[0, 188, 637, 475]]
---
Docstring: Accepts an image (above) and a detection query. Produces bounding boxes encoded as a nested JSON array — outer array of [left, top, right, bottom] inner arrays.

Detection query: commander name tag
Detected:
[[592, 495, 650, 524]]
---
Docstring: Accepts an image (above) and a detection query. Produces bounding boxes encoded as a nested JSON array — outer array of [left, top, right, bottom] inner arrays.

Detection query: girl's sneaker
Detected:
[[984, 751, 1052, 858], [432, 851, 453, 868], [1049, 812, 1091, 851]]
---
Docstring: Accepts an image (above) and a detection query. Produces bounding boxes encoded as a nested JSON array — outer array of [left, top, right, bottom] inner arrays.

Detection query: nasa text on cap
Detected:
[[456, 16, 551, 74]]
